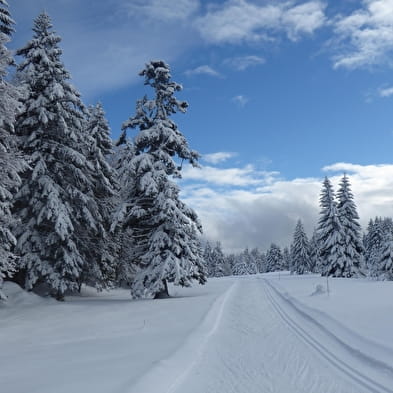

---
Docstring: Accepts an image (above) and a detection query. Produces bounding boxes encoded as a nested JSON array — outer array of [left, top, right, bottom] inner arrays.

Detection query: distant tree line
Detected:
[[203, 174, 393, 281], [0, 7, 206, 300]]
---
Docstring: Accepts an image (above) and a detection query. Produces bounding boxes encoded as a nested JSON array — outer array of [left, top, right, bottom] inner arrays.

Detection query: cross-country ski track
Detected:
[[2, 274, 393, 393], [130, 276, 393, 393]]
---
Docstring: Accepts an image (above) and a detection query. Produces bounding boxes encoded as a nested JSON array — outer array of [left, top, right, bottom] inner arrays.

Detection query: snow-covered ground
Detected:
[[1, 273, 393, 393]]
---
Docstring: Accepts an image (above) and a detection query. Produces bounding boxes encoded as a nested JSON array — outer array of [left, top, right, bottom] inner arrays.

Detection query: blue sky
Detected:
[[9, 0, 393, 251]]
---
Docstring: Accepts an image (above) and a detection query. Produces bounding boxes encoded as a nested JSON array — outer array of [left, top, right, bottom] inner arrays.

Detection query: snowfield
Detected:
[[1, 273, 393, 393]]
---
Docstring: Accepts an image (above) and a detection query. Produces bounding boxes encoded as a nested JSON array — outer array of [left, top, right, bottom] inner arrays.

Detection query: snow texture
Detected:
[[2, 274, 393, 393]]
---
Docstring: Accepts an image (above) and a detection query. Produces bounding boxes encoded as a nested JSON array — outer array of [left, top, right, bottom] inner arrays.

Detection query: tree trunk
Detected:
[[55, 290, 65, 302], [7, 269, 26, 288], [154, 279, 170, 299]]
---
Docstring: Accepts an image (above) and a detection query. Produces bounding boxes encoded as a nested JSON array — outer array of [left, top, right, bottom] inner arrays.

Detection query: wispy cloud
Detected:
[[184, 65, 222, 77], [378, 85, 393, 97], [124, 0, 200, 22], [224, 55, 265, 71], [194, 0, 326, 44], [203, 152, 237, 164], [232, 95, 249, 107], [12, 0, 198, 99], [332, 0, 393, 69], [182, 164, 276, 187]]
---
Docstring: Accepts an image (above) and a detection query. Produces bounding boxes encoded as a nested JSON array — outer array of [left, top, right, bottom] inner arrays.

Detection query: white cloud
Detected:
[[194, 0, 326, 44], [332, 0, 393, 69], [232, 95, 249, 107], [203, 152, 237, 164], [184, 65, 222, 77], [180, 161, 393, 253], [378, 85, 393, 97], [224, 55, 265, 71], [182, 164, 277, 187], [125, 0, 200, 21]]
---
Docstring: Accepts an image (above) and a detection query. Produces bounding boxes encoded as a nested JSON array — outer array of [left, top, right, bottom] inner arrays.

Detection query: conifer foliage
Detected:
[[291, 220, 310, 274], [80, 103, 119, 290], [336, 174, 364, 277], [118, 60, 206, 298], [0, 0, 24, 299], [266, 243, 283, 272], [0, 0, 14, 36], [317, 177, 345, 277], [13, 13, 101, 299]]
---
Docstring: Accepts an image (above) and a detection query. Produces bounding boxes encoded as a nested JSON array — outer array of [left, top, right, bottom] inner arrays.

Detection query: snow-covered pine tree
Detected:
[[364, 218, 380, 277], [291, 220, 311, 274], [336, 174, 364, 277], [79, 103, 119, 290], [118, 60, 206, 298], [0, 0, 25, 300], [224, 253, 235, 275], [282, 246, 291, 271], [241, 247, 258, 274], [13, 13, 102, 300], [110, 141, 138, 286], [266, 243, 283, 272], [232, 251, 249, 275], [0, 0, 14, 36], [308, 229, 320, 273], [317, 177, 345, 277], [203, 240, 215, 277], [250, 247, 263, 273], [211, 241, 226, 277], [364, 217, 393, 278], [379, 231, 393, 280]]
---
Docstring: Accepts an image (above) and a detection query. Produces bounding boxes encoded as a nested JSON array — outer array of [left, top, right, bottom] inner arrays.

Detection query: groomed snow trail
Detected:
[[171, 276, 384, 393]]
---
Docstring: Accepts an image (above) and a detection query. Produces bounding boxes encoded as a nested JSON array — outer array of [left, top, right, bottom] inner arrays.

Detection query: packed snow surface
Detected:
[[1, 273, 393, 393]]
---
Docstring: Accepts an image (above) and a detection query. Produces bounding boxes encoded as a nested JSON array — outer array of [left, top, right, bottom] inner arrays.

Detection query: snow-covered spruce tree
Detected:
[[266, 243, 283, 272], [364, 217, 393, 278], [317, 177, 345, 277], [364, 218, 380, 277], [291, 220, 311, 274], [282, 246, 291, 271], [203, 240, 215, 277], [211, 241, 226, 277], [225, 253, 235, 275], [111, 141, 138, 286], [379, 231, 393, 280], [0, 0, 25, 300], [117, 60, 206, 298], [0, 0, 14, 36], [308, 229, 320, 273], [13, 13, 102, 300], [250, 247, 264, 273], [239, 247, 258, 274], [336, 174, 364, 277], [79, 103, 119, 290], [232, 251, 249, 275]]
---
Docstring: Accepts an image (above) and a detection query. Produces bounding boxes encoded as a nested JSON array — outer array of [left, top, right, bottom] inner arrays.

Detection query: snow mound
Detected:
[[1, 282, 49, 307], [310, 284, 326, 296]]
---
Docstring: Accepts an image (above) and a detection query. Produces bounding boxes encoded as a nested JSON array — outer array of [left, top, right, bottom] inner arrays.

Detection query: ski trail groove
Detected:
[[171, 277, 362, 393], [125, 281, 238, 393], [263, 278, 393, 393]]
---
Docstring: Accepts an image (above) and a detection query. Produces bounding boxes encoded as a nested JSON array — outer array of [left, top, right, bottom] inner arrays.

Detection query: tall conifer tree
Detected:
[[291, 220, 310, 274], [336, 174, 364, 277], [13, 13, 101, 299], [317, 177, 345, 277], [80, 103, 119, 290], [116, 60, 206, 298], [0, 0, 25, 299]]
